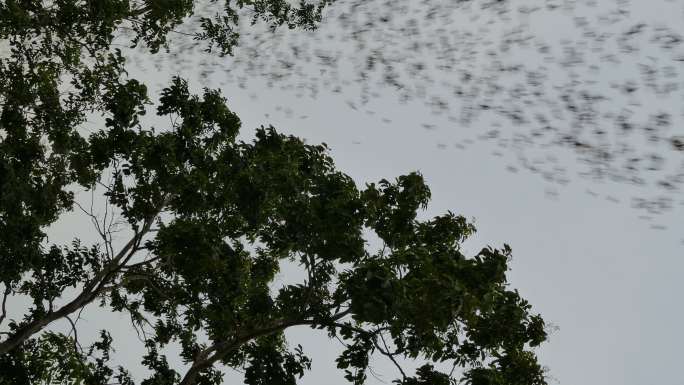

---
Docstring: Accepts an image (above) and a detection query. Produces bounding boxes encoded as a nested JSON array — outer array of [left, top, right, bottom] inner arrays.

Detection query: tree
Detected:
[[1, 1, 549, 383], [0, 76, 548, 385]]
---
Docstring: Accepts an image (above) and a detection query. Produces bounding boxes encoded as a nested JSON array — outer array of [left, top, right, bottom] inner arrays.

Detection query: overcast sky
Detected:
[[221, 59, 683, 385], [33, 0, 684, 384]]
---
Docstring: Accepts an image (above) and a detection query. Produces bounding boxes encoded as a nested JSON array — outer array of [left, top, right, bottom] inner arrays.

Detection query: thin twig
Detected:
[[448, 360, 459, 379], [64, 315, 84, 354], [376, 332, 407, 380], [120, 255, 162, 271]]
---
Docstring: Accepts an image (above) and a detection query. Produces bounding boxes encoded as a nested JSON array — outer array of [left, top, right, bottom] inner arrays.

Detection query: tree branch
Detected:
[[0, 205, 163, 355], [178, 309, 352, 385], [0, 285, 10, 327]]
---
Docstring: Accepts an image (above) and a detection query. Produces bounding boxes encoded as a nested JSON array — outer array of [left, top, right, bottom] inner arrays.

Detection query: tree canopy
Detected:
[[0, 73, 548, 384], [1, 1, 549, 384]]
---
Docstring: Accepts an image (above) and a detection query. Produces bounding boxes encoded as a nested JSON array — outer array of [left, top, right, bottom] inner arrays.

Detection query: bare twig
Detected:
[[120, 255, 162, 271], [74, 199, 109, 255], [376, 332, 407, 380], [448, 360, 459, 379], [64, 315, 84, 354]]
